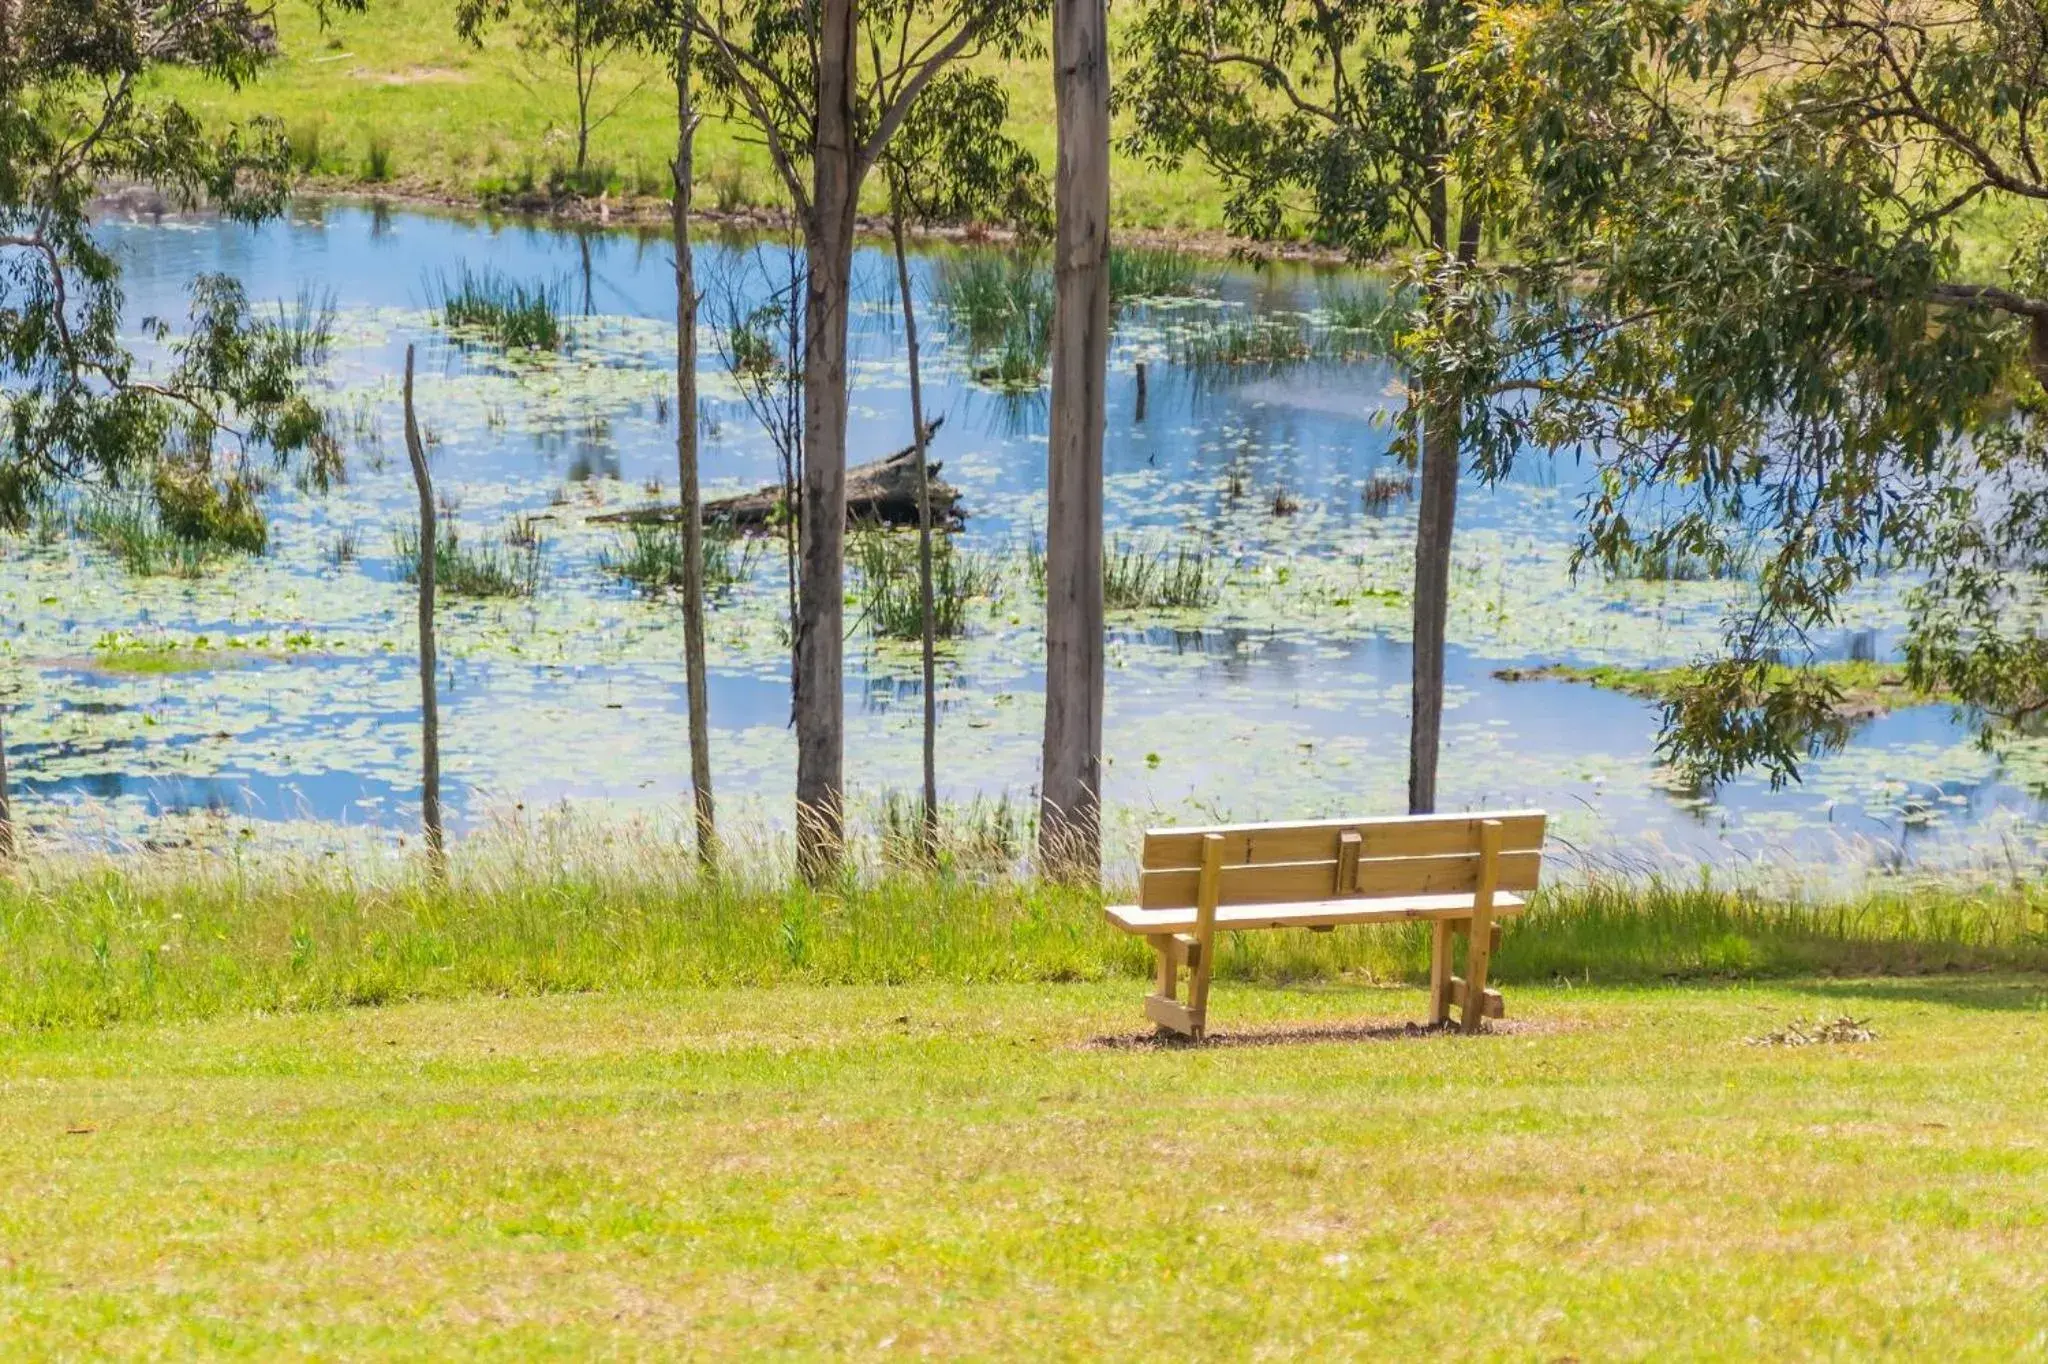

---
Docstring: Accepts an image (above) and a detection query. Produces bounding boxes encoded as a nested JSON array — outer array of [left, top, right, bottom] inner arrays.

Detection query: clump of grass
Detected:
[[1318, 279, 1415, 354], [1270, 486, 1301, 517], [1362, 468, 1414, 511], [851, 524, 999, 639], [1103, 540, 1218, 611], [708, 159, 757, 212], [79, 504, 216, 577], [599, 521, 752, 596], [935, 251, 1052, 389], [1608, 540, 1757, 582], [1178, 317, 1315, 369], [880, 792, 1031, 875], [287, 118, 327, 175], [392, 522, 543, 598], [322, 528, 360, 566], [364, 133, 395, 183], [268, 286, 337, 370], [1108, 246, 1211, 305], [429, 266, 566, 351]]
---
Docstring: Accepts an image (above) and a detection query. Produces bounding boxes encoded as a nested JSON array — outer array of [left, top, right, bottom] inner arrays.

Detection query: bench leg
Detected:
[[1429, 920, 1455, 1026], [1461, 910, 1496, 1035], [1150, 934, 1178, 1002]]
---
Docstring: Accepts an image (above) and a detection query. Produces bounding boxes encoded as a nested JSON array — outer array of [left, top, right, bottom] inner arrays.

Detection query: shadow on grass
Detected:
[[1779, 975, 2048, 1014], [1082, 1016, 1554, 1051]]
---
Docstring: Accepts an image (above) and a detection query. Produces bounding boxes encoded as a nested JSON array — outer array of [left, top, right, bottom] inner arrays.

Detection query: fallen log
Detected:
[[589, 417, 962, 530]]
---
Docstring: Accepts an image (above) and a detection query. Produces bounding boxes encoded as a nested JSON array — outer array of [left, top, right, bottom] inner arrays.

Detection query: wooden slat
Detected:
[[1105, 890, 1529, 935], [1142, 811, 1546, 871], [1145, 993, 1198, 1035], [1447, 977, 1505, 1020], [1138, 849, 1542, 910]]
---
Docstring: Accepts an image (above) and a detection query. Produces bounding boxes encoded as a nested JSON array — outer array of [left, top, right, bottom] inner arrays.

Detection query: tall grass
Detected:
[[599, 521, 752, 595], [1177, 317, 1316, 369], [1103, 540, 1219, 610], [0, 834, 2041, 1033], [428, 266, 566, 350], [1108, 246, 1211, 304], [934, 251, 1052, 389], [851, 523, 999, 639], [77, 502, 216, 577], [392, 522, 543, 598]]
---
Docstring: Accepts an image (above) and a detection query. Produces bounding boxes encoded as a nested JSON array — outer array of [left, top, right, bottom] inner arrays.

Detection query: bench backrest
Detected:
[[1136, 811, 1547, 911]]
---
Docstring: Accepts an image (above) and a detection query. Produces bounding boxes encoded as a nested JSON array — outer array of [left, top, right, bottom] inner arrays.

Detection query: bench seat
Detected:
[[1105, 890, 1530, 935], [1110, 811, 1547, 1038]]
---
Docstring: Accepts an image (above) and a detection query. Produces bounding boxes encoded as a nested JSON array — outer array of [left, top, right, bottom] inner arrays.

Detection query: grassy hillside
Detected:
[[145, 0, 1234, 233]]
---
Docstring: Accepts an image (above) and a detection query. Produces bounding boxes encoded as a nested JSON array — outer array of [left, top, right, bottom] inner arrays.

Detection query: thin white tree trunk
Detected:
[[889, 196, 940, 862], [1039, 0, 1111, 881], [403, 345, 446, 880], [794, 0, 858, 880], [0, 706, 14, 864], [673, 16, 716, 872]]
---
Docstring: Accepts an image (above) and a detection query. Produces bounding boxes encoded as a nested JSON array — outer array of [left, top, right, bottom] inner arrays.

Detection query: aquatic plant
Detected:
[[1361, 468, 1414, 511], [852, 523, 999, 639], [1608, 540, 1757, 582], [935, 251, 1051, 387], [392, 522, 543, 598], [1108, 246, 1211, 304], [78, 502, 215, 577], [1103, 540, 1218, 611], [1177, 317, 1315, 369], [269, 286, 338, 371], [428, 266, 566, 350], [599, 521, 751, 596], [322, 527, 360, 566]]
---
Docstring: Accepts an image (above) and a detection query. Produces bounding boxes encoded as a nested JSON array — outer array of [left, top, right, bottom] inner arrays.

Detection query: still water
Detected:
[[1, 200, 2038, 883]]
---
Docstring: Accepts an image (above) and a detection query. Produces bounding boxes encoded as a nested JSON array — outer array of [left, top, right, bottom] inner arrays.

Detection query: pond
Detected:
[[1, 200, 2041, 886]]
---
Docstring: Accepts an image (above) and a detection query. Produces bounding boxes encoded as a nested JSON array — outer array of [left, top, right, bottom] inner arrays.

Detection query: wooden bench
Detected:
[[1104, 811, 1547, 1039]]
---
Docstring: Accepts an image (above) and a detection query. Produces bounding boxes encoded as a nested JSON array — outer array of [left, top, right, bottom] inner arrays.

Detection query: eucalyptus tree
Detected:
[[1042, 0, 1112, 879], [620, 0, 717, 869], [1442, 0, 2048, 785], [0, 0, 347, 853], [685, 0, 1036, 878], [1122, 0, 1490, 817], [456, 0, 637, 182], [876, 72, 1047, 863]]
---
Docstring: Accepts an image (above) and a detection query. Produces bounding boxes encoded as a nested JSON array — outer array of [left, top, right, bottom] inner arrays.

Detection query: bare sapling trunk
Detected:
[[403, 345, 446, 880], [793, 0, 858, 882], [674, 17, 716, 873], [1038, 0, 1112, 882], [888, 189, 940, 863], [0, 706, 15, 865]]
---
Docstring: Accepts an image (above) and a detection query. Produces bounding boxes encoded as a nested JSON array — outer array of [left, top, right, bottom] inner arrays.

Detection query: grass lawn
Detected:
[[5, 974, 2047, 1356], [145, 0, 1234, 235]]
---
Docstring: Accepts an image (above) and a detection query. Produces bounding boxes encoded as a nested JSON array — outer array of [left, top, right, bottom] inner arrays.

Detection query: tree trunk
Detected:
[[1406, 389, 1458, 815], [674, 16, 716, 873], [0, 706, 15, 865], [403, 345, 446, 880], [794, 0, 859, 881], [1039, 0, 1111, 882], [889, 196, 940, 863]]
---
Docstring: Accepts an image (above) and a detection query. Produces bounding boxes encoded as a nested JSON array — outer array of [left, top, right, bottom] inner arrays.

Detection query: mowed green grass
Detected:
[[146, 0, 1231, 233], [4, 974, 2047, 1357]]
